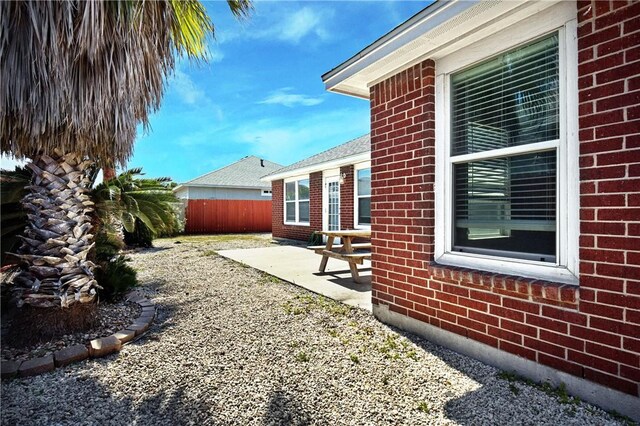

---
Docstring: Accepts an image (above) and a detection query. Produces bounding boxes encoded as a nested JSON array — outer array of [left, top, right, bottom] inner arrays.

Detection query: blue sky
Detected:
[[0, 1, 429, 181], [129, 0, 428, 183]]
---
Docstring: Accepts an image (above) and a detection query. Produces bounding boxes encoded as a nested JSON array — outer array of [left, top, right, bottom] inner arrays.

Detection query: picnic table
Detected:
[[307, 230, 372, 283]]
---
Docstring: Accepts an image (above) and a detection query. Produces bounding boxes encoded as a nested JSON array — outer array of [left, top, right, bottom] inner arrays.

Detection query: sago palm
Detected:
[[0, 0, 251, 309], [92, 168, 181, 246]]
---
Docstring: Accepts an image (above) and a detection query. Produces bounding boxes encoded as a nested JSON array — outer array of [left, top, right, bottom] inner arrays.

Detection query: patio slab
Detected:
[[218, 245, 372, 311]]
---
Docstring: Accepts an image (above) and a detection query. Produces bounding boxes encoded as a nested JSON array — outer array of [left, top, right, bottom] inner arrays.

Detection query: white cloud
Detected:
[[170, 69, 206, 105], [232, 107, 370, 165], [221, 6, 333, 45], [259, 88, 323, 107], [206, 46, 225, 63], [277, 7, 330, 44]]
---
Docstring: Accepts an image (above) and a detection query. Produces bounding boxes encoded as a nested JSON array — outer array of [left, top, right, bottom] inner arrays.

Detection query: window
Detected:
[[435, 16, 579, 285], [284, 177, 310, 224], [355, 164, 371, 227]]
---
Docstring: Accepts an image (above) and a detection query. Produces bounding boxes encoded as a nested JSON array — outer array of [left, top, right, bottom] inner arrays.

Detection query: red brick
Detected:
[[458, 316, 487, 333], [586, 342, 639, 367], [591, 315, 640, 336], [526, 314, 568, 333], [440, 319, 467, 337], [467, 329, 498, 348], [581, 248, 625, 263], [620, 365, 640, 383], [525, 337, 565, 358], [581, 194, 626, 208], [571, 325, 621, 347], [596, 263, 640, 280], [596, 60, 640, 85], [457, 297, 488, 312], [541, 306, 587, 325], [579, 135, 624, 152], [578, 109, 624, 127], [468, 310, 500, 327], [503, 298, 540, 315], [580, 300, 624, 320], [538, 354, 583, 377], [579, 26, 621, 52], [469, 290, 501, 305], [580, 221, 626, 235], [597, 291, 640, 309], [488, 326, 522, 345], [540, 329, 585, 352], [500, 340, 536, 361], [623, 337, 640, 353], [583, 368, 638, 396], [596, 90, 640, 112], [489, 305, 525, 323], [598, 178, 640, 193], [568, 350, 619, 374], [501, 319, 537, 338], [580, 165, 626, 180]]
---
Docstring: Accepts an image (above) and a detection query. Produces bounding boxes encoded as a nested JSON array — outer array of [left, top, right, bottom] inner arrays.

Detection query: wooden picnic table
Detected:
[[308, 230, 372, 283]]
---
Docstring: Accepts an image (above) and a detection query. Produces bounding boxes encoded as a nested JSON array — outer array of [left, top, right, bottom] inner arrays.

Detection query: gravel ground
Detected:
[[1, 234, 630, 425]]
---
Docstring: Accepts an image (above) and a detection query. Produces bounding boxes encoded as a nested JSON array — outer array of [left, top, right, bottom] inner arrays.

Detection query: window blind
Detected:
[[451, 34, 559, 156]]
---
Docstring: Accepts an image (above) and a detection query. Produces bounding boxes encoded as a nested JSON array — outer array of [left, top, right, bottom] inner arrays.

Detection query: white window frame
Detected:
[[434, 4, 579, 285], [354, 162, 372, 229], [284, 176, 310, 226]]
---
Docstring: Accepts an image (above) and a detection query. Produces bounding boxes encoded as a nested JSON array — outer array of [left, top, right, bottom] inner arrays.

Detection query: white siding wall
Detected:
[[179, 186, 268, 200]]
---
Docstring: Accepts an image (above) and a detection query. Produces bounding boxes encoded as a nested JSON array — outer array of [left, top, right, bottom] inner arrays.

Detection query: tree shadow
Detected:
[[262, 390, 317, 426]]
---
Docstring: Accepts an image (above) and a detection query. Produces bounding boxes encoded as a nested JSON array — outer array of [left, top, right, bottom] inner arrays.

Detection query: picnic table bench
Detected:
[[307, 230, 371, 283]]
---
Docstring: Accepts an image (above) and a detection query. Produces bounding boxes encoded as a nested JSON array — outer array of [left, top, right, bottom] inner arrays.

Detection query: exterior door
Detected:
[[323, 175, 340, 234]]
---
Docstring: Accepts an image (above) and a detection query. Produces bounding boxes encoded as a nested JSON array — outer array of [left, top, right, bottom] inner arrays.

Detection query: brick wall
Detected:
[[271, 172, 323, 242], [576, 0, 640, 393], [368, 1, 639, 397]]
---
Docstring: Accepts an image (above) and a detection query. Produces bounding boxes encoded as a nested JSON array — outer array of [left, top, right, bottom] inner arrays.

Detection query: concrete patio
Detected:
[[218, 245, 372, 311]]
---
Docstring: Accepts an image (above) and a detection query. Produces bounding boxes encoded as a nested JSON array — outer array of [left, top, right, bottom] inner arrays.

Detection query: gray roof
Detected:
[[181, 156, 282, 189], [267, 134, 370, 177]]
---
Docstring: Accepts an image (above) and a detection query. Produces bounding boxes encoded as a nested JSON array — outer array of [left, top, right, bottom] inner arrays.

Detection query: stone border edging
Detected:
[[0, 295, 155, 380]]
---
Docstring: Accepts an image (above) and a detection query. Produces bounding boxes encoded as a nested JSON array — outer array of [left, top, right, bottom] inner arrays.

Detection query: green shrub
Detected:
[[96, 255, 138, 301], [124, 218, 155, 248]]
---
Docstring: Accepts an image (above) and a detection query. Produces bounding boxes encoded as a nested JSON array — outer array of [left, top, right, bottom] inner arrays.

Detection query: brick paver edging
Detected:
[[0, 295, 155, 380]]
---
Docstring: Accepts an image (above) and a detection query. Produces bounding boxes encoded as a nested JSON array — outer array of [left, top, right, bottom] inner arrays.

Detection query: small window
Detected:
[[284, 177, 310, 224], [355, 165, 371, 227]]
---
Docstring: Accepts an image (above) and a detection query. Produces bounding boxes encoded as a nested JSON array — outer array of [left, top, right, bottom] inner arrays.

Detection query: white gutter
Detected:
[[261, 151, 370, 182]]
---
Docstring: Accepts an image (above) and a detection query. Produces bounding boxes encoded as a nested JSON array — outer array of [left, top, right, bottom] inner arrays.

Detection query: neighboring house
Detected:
[[321, 0, 639, 419], [262, 134, 371, 242], [175, 156, 282, 234]]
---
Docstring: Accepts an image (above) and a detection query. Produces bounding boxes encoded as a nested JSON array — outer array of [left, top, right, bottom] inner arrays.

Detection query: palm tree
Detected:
[[0, 0, 251, 309]]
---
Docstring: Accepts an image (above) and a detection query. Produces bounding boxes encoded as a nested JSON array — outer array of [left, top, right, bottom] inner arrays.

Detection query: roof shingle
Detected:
[[266, 134, 370, 177], [181, 156, 282, 189]]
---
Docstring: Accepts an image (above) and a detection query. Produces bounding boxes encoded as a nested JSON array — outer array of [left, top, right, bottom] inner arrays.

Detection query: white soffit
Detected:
[[323, 0, 562, 99]]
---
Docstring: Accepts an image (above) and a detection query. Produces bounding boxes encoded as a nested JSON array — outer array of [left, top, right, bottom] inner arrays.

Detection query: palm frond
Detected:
[[0, 0, 229, 167]]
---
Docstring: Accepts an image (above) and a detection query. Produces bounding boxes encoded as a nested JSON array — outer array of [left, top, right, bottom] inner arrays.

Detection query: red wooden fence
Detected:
[[185, 199, 272, 234]]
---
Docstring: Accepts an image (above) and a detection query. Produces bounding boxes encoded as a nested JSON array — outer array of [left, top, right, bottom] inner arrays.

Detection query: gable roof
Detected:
[[262, 134, 370, 182], [176, 156, 282, 190]]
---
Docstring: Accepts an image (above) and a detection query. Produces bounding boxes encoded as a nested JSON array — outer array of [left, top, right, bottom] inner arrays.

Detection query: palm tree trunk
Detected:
[[10, 149, 100, 308]]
